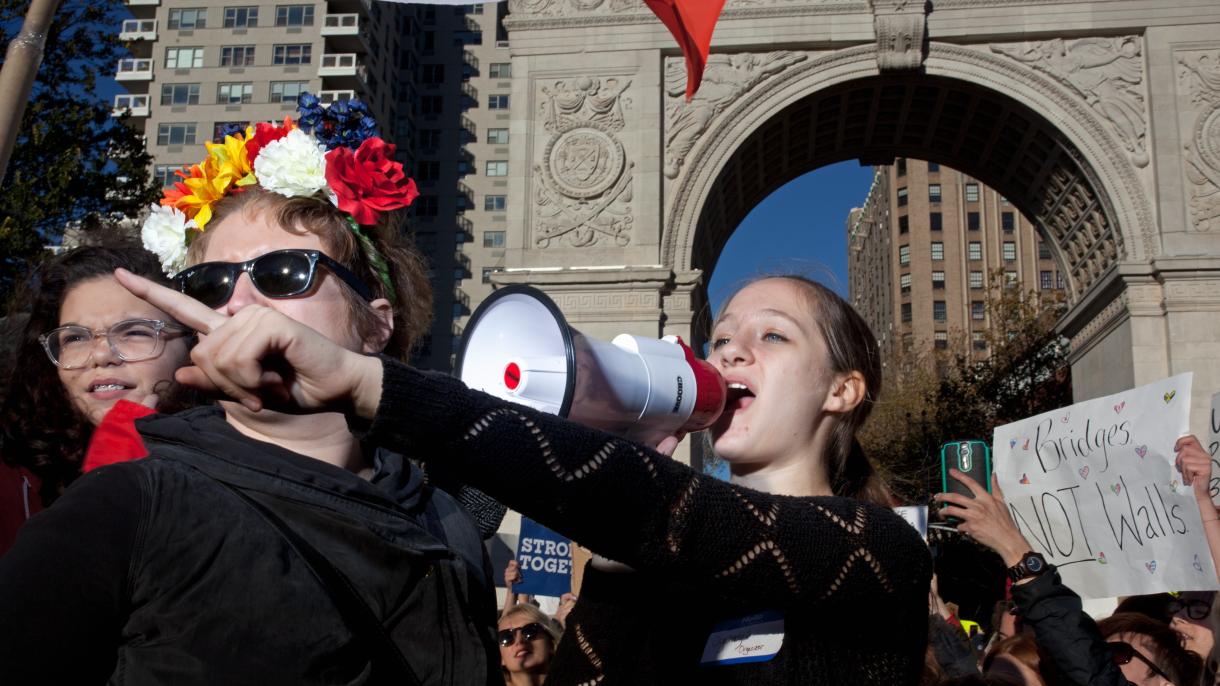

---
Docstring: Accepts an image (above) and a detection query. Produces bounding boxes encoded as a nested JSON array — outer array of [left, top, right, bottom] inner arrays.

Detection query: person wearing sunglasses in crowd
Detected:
[[0, 245, 194, 556], [0, 100, 503, 684], [1117, 592, 1219, 684], [498, 604, 559, 686]]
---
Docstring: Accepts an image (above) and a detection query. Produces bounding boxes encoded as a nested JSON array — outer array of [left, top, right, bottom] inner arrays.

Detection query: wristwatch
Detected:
[[1007, 552, 1049, 582]]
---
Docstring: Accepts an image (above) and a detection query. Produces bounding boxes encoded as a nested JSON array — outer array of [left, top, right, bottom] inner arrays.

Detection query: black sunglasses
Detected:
[[498, 622, 546, 647], [174, 249, 373, 308], [1108, 641, 1174, 684], [1168, 598, 1212, 621]]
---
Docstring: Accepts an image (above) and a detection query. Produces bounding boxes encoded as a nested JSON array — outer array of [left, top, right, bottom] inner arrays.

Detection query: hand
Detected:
[[1175, 435, 1215, 503], [928, 573, 951, 619], [934, 471, 1032, 567], [113, 269, 384, 418], [504, 559, 523, 588], [655, 434, 683, 457], [554, 592, 578, 628]]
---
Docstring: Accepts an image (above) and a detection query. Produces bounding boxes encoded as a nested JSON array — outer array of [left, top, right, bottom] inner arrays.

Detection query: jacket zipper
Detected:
[[20, 475, 31, 519]]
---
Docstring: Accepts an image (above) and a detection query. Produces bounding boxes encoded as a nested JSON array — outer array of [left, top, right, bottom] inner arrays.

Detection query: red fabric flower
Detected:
[[245, 117, 296, 165], [325, 138, 419, 226]]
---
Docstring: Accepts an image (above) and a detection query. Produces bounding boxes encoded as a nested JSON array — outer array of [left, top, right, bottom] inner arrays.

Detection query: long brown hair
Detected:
[[715, 275, 889, 505], [189, 188, 432, 360]]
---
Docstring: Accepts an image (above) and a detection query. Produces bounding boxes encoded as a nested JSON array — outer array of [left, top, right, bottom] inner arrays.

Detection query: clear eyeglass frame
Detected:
[[39, 318, 187, 370]]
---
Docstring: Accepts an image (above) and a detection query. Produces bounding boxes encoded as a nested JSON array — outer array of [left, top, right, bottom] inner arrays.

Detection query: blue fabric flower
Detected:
[[295, 91, 380, 151]]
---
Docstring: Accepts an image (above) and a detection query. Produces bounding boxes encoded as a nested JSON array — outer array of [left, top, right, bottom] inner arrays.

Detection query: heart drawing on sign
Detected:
[[1079, 465, 1090, 479], [1022, 438, 1030, 450], [1164, 390, 1176, 403], [1020, 474, 1030, 485], [1009, 439, 1017, 449], [1114, 401, 1125, 413], [1146, 560, 1158, 574], [1136, 445, 1148, 458], [1097, 552, 1108, 565], [1060, 413, 1070, 423], [1110, 483, 1122, 495], [1195, 555, 1204, 574], [1170, 480, 1180, 490]]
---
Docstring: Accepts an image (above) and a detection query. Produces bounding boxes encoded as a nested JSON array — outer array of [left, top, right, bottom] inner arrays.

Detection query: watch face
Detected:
[[1025, 556, 1044, 573]]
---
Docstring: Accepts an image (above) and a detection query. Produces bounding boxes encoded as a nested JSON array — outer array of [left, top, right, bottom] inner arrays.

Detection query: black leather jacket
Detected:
[[0, 407, 499, 685]]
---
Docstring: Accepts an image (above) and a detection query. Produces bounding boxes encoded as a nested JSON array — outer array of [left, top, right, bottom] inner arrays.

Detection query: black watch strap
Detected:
[[1008, 552, 1049, 582]]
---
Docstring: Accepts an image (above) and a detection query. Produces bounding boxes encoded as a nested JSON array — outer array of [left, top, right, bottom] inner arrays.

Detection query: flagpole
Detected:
[[0, 0, 62, 186]]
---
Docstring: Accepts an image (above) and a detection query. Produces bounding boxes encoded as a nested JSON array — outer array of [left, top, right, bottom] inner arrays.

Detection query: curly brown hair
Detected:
[[0, 245, 186, 504], [190, 188, 432, 359]]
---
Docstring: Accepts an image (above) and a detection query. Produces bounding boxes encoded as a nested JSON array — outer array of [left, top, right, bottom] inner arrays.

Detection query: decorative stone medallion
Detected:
[[544, 122, 626, 199]]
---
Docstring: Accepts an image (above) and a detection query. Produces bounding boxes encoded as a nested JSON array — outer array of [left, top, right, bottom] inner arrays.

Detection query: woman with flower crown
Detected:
[[0, 95, 503, 685]]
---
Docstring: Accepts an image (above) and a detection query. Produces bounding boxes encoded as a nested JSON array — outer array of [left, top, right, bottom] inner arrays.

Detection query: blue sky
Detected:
[[705, 160, 876, 315]]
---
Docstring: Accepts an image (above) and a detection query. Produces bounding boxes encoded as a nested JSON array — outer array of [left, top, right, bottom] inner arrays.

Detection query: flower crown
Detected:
[[140, 93, 418, 293]]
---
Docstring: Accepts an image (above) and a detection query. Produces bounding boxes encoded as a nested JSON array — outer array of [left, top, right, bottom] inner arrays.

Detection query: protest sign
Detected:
[[894, 505, 928, 541], [513, 517, 573, 598], [993, 373, 1219, 598], [1209, 392, 1220, 503]]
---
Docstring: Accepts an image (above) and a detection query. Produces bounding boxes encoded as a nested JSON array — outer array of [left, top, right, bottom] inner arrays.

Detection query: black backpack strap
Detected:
[[218, 482, 423, 686]]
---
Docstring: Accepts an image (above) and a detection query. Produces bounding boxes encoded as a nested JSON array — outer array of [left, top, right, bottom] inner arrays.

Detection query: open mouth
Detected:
[[725, 382, 756, 411], [89, 381, 134, 393]]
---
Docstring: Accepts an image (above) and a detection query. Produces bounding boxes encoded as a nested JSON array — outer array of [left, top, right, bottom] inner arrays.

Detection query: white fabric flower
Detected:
[[253, 128, 329, 198], [140, 204, 196, 275]]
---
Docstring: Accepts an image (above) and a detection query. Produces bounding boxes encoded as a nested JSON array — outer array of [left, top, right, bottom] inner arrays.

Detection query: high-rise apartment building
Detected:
[[112, 1, 512, 371], [847, 159, 1065, 363]]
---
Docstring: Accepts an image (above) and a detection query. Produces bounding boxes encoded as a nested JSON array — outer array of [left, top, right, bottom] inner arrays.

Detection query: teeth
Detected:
[[92, 384, 127, 392], [727, 382, 748, 390]]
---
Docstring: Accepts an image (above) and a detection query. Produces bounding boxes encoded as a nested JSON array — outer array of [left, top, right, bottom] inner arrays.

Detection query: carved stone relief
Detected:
[[533, 76, 634, 247], [872, 0, 927, 72], [507, 0, 639, 16], [1178, 51, 1220, 233], [990, 37, 1149, 168], [663, 51, 806, 179]]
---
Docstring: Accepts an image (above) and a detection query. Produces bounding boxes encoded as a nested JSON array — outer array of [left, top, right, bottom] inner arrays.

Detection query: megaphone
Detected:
[[455, 285, 726, 446]]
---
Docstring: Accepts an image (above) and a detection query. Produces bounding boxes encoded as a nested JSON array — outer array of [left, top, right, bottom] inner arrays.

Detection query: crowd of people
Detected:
[[0, 92, 1215, 686]]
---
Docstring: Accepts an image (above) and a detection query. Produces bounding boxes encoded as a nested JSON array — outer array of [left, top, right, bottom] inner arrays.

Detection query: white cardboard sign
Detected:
[[993, 373, 1219, 598], [1208, 392, 1220, 504]]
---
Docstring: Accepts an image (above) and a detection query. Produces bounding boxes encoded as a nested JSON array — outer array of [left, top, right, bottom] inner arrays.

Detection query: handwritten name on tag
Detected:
[[699, 611, 785, 666]]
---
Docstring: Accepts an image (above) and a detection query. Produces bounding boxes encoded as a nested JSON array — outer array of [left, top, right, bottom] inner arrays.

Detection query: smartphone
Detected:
[[940, 440, 992, 499]]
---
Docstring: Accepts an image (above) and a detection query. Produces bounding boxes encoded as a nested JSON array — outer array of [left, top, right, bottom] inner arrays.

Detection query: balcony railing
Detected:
[[112, 94, 150, 117], [462, 50, 479, 79], [456, 215, 473, 243], [319, 53, 358, 77], [460, 115, 477, 141], [319, 89, 356, 105], [456, 182, 474, 210], [460, 82, 478, 108], [115, 58, 153, 81], [119, 19, 156, 41], [124, 0, 160, 5], [321, 13, 360, 36]]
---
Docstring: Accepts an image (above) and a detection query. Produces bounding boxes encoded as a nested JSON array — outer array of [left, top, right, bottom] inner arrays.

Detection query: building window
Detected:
[[901, 303, 912, 323], [969, 271, 983, 289], [972, 332, 987, 350], [420, 96, 443, 116], [1002, 241, 1016, 261], [934, 331, 948, 349], [414, 196, 438, 217], [467, 3, 485, 14], [927, 162, 940, 172], [418, 129, 441, 150], [273, 44, 312, 65], [965, 183, 979, 202], [930, 212, 942, 231], [968, 241, 982, 261], [489, 62, 512, 78], [931, 241, 944, 261], [157, 123, 197, 147], [488, 94, 510, 109], [1038, 240, 1052, 260], [897, 187, 908, 207], [486, 160, 508, 176], [216, 82, 252, 104], [1056, 271, 1065, 290], [971, 301, 985, 320], [160, 83, 200, 105], [213, 121, 246, 142], [1002, 211, 1015, 232], [487, 128, 509, 144], [484, 195, 507, 211], [416, 161, 440, 182], [224, 6, 258, 28], [153, 165, 180, 188], [483, 230, 506, 248], [928, 184, 942, 203], [932, 271, 945, 289], [168, 8, 207, 29], [1005, 270, 1019, 286], [220, 46, 256, 67], [897, 215, 909, 234], [422, 64, 445, 84], [933, 301, 947, 322], [900, 273, 911, 294], [165, 47, 204, 69], [967, 211, 980, 231], [1040, 270, 1053, 290], [896, 158, 906, 176], [898, 244, 910, 267], [270, 81, 308, 102], [275, 5, 314, 26]]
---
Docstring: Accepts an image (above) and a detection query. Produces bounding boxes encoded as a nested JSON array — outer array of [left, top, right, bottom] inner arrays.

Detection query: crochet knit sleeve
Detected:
[[363, 359, 931, 612]]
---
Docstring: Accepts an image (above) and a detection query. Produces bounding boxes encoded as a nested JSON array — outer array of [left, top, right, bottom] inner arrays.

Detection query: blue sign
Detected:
[[514, 517, 572, 597]]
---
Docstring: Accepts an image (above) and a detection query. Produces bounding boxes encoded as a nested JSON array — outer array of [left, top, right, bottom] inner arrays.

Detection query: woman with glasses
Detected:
[[0, 245, 192, 555], [1117, 592, 1218, 684], [0, 105, 503, 684], [498, 604, 559, 686]]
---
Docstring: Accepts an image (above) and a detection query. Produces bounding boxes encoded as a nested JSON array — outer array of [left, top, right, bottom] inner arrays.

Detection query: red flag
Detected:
[[644, 0, 726, 100]]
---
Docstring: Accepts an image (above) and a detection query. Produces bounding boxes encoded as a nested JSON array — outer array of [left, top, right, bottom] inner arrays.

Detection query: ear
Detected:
[[361, 297, 395, 354], [822, 370, 866, 415]]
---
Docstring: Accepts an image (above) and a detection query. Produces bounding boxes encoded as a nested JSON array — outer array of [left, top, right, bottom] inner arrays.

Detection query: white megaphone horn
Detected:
[[455, 285, 726, 446]]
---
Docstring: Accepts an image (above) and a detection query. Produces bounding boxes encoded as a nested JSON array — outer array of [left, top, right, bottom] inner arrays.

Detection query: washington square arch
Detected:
[[486, 0, 1220, 446]]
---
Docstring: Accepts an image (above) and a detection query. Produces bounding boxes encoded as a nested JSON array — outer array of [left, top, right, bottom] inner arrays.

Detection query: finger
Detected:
[[939, 505, 971, 520], [655, 435, 680, 457], [189, 345, 263, 412], [991, 473, 1006, 501], [935, 492, 977, 508], [139, 393, 160, 411], [1177, 435, 1204, 453], [114, 268, 227, 335], [949, 468, 989, 498]]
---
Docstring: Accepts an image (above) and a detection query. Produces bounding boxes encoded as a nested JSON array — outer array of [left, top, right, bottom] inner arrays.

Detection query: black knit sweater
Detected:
[[364, 360, 932, 686]]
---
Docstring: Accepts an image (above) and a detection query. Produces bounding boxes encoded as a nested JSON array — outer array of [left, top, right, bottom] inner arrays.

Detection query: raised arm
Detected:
[[1176, 435, 1220, 583]]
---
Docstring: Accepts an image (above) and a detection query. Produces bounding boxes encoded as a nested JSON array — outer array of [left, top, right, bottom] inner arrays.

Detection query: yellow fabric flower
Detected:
[[206, 132, 257, 190]]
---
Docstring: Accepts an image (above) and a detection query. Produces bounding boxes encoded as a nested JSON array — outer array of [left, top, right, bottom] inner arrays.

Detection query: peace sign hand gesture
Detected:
[[114, 268, 385, 419]]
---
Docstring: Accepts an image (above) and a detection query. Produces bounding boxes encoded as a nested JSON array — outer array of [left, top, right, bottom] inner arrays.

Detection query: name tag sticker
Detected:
[[699, 611, 785, 666]]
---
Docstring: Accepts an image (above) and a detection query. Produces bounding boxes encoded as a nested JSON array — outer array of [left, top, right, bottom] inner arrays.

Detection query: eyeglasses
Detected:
[[174, 249, 373, 309], [40, 318, 187, 369], [1168, 598, 1212, 620], [497, 622, 546, 647], [1108, 641, 1174, 684]]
